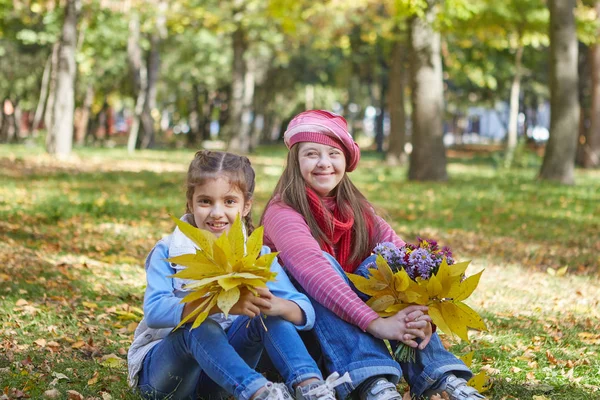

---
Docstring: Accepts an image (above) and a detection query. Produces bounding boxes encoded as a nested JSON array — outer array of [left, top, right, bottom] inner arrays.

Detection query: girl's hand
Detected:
[[229, 287, 272, 318], [255, 286, 306, 326], [366, 305, 430, 346]]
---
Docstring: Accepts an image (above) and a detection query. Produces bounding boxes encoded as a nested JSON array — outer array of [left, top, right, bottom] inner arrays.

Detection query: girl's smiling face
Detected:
[[297, 142, 346, 197], [189, 177, 252, 237]]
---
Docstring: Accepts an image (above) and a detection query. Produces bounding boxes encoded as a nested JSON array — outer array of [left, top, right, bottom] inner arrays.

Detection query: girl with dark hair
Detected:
[[128, 151, 347, 400]]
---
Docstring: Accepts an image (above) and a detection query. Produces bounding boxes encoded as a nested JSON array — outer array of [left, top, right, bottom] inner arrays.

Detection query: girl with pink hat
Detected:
[[261, 110, 486, 400]]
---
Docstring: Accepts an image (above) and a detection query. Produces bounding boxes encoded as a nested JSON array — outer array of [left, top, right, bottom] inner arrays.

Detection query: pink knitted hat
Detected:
[[283, 110, 360, 172]]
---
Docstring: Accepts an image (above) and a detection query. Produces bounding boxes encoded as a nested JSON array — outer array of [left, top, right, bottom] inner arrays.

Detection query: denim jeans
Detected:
[[137, 315, 321, 400], [301, 253, 472, 399]]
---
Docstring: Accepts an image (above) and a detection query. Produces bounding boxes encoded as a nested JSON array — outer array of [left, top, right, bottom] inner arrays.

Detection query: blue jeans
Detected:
[[138, 315, 322, 400], [300, 253, 472, 399]]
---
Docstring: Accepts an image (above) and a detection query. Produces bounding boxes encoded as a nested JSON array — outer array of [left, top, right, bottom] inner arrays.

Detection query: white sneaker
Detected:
[[359, 378, 402, 400], [295, 372, 352, 400], [254, 382, 294, 400], [425, 375, 487, 400]]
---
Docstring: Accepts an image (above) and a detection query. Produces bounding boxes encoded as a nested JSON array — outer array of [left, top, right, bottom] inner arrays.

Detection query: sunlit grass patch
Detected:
[[1, 144, 599, 399]]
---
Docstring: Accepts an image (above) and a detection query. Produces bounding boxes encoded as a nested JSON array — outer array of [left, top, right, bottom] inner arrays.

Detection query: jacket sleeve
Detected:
[[263, 247, 315, 331], [262, 202, 380, 331], [143, 241, 186, 329]]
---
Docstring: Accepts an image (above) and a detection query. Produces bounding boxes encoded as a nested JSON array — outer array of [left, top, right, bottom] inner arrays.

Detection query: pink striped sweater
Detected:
[[262, 200, 405, 331]]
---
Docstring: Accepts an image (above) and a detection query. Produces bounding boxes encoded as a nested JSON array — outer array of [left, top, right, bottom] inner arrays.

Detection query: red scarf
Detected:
[[306, 187, 364, 272]]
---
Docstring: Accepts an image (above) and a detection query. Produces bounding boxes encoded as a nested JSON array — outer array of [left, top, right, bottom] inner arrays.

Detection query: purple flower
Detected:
[[408, 248, 436, 279], [372, 238, 455, 281]]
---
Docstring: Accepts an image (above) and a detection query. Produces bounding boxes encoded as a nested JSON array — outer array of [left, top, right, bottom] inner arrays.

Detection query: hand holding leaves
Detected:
[[168, 214, 278, 330]]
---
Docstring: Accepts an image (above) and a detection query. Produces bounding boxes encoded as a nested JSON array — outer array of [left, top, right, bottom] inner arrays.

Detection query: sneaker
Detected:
[[359, 377, 402, 400], [425, 374, 487, 400], [295, 372, 352, 400], [254, 382, 294, 400]]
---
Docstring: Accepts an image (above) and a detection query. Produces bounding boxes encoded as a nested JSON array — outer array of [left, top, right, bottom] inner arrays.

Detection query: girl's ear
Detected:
[[242, 200, 253, 217]]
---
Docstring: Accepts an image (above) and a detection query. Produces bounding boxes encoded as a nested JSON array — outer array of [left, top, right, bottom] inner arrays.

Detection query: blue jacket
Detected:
[[127, 215, 315, 387]]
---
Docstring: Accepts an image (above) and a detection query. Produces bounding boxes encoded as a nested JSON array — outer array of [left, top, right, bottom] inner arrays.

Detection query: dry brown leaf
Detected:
[[66, 390, 83, 400], [87, 370, 99, 385]]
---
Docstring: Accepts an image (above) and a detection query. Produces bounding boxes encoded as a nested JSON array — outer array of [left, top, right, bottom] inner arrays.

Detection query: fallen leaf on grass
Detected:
[[66, 390, 83, 400], [71, 340, 86, 349], [43, 389, 60, 399], [50, 372, 69, 386], [87, 370, 99, 385], [100, 353, 124, 367], [34, 339, 47, 347]]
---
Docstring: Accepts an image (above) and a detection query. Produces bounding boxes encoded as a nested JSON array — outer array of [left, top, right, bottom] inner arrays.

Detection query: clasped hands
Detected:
[[367, 305, 433, 350]]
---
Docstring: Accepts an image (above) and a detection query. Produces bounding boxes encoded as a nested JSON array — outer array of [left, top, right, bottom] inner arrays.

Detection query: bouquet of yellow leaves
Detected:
[[347, 239, 487, 362], [167, 215, 278, 330]]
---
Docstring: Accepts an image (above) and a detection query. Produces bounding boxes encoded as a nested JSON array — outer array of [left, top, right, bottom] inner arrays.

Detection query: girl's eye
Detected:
[[225, 199, 237, 205], [198, 199, 211, 205]]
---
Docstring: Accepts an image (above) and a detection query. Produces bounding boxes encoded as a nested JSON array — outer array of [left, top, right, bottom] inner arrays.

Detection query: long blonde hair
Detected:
[[186, 150, 256, 234], [262, 145, 379, 265]]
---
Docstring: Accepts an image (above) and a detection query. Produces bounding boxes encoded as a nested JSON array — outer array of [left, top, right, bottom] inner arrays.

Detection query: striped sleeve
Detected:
[[262, 202, 380, 331], [374, 215, 406, 248]]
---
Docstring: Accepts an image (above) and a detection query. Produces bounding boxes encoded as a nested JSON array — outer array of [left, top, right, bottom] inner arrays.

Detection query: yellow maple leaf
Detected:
[[468, 370, 492, 393], [168, 214, 278, 330], [459, 351, 474, 367]]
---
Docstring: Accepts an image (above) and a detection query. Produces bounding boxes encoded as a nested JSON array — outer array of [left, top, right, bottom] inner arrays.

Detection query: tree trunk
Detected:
[[227, 26, 254, 153], [584, 1, 600, 168], [127, 12, 146, 153], [540, 0, 580, 184], [408, 1, 447, 181], [46, 0, 79, 159], [504, 43, 524, 168], [187, 83, 200, 147], [386, 39, 408, 165], [140, 30, 161, 149], [32, 47, 56, 135], [12, 99, 21, 142], [43, 43, 60, 143], [74, 84, 94, 145]]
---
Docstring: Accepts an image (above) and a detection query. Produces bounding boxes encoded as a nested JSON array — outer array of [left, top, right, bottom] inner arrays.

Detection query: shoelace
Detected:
[[303, 372, 352, 399], [264, 382, 291, 400]]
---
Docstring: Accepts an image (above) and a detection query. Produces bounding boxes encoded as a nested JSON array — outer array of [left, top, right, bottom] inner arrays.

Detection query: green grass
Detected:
[[0, 144, 599, 399]]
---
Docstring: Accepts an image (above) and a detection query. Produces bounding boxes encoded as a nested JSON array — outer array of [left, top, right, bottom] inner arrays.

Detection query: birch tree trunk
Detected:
[[408, 0, 447, 181], [32, 47, 56, 135], [43, 43, 60, 145], [504, 43, 524, 168], [46, 0, 79, 159], [539, 0, 580, 183]]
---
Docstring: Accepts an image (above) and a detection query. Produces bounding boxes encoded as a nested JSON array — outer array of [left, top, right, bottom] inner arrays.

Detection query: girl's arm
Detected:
[[262, 254, 315, 330], [374, 214, 406, 247], [143, 241, 186, 328], [254, 287, 306, 326], [262, 202, 380, 331]]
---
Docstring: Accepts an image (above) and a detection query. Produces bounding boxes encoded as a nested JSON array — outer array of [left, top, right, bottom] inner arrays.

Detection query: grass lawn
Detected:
[[0, 144, 598, 400]]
